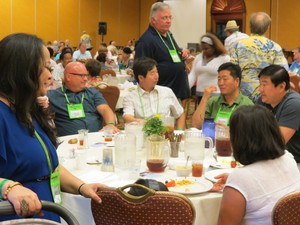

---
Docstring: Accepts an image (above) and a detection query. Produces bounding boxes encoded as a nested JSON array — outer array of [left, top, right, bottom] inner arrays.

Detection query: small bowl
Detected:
[[175, 165, 192, 177]]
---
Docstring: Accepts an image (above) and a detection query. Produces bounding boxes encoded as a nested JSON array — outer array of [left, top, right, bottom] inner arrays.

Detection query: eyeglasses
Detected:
[[69, 73, 91, 79], [160, 16, 173, 21]]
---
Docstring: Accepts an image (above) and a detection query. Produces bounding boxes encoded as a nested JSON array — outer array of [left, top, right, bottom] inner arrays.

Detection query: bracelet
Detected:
[[0, 179, 9, 199], [3, 182, 22, 200], [107, 122, 114, 125], [78, 183, 86, 196], [177, 128, 183, 131]]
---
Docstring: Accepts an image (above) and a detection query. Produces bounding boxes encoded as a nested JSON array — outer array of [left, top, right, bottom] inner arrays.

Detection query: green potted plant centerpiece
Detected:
[[143, 116, 169, 172]]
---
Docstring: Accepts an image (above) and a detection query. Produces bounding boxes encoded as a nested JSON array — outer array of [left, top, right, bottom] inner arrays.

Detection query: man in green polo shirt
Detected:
[[192, 62, 253, 128]]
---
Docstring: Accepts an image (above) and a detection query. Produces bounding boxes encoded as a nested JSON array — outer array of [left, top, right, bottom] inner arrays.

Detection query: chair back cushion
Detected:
[[272, 191, 300, 225], [91, 184, 195, 225], [96, 83, 120, 112]]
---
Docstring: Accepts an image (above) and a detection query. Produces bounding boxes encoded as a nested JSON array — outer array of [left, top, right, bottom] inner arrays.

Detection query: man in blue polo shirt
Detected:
[[47, 62, 119, 136]]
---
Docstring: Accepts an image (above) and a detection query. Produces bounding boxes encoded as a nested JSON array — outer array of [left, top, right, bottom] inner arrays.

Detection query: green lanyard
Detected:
[[61, 87, 84, 105], [137, 86, 159, 119], [34, 130, 53, 172], [156, 30, 177, 51], [215, 104, 237, 126]]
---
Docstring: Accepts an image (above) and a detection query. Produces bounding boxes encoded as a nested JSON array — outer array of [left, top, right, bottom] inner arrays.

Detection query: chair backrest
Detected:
[[290, 76, 300, 93], [272, 191, 300, 225], [96, 82, 120, 112], [100, 69, 116, 79], [91, 184, 195, 225], [0, 200, 79, 225]]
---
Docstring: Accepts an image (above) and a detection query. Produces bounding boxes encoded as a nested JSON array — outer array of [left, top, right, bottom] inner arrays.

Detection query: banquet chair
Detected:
[[96, 82, 120, 124], [100, 69, 116, 79], [0, 200, 79, 225], [91, 184, 195, 225], [290, 76, 300, 93], [272, 191, 300, 225]]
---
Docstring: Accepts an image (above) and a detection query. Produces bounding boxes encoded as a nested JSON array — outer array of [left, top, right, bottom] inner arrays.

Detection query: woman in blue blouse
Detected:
[[0, 33, 105, 222]]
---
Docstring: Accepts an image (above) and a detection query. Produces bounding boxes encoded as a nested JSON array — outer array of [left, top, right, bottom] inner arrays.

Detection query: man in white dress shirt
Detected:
[[224, 20, 249, 52], [122, 57, 185, 130]]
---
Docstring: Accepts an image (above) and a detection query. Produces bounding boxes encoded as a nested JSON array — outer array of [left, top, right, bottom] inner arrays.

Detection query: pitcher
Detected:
[[146, 135, 169, 172], [184, 130, 213, 160]]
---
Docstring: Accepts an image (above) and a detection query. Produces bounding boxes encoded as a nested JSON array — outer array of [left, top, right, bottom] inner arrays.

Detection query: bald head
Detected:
[[64, 62, 88, 76], [250, 12, 271, 35]]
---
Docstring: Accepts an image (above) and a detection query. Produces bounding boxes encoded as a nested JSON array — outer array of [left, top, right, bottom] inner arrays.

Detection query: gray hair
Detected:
[[149, 2, 171, 22], [250, 12, 271, 35]]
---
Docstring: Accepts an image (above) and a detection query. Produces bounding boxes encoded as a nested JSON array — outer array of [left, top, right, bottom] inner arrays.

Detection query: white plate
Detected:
[[168, 177, 213, 195], [205, 169, 233, 183], [210, 160, 232, 169]]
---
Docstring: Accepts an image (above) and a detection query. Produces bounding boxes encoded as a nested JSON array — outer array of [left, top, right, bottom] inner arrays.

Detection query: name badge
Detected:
[[67, 103, 85, 119], [50, 166, 62, 204], [169, 50, 181, 63]]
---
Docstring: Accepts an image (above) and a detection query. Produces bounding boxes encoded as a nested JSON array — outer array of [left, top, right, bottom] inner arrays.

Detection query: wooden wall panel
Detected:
[[99, 0, 120, 46], [80, 0, 99, 55], [58, 0, 80, 47], [0, 0, 11, 38], [36, 0, 58, 43], [139, 0, 157, 36], [119, 0, 140, 46], [12, 0, 35, 34]]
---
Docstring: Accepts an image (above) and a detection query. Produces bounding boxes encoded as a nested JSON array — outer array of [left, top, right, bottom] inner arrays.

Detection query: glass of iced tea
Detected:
[[146, 136, 169, 173], [192, 161, 203, 177], [215, 125, 232, 156]]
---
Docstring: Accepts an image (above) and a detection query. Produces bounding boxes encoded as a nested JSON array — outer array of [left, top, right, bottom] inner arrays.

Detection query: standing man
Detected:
[[135, 2, 189, 101], [230, 12, 288, 101], [123, 57, 185, 130], [224, 20, 249, 52], [257, 65, 300, 163]]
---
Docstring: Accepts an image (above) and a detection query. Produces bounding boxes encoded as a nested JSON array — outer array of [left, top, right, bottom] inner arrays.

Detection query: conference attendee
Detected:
[[289, 46, 300, 76], [85, 59, 102, 88], [188, 33, 230, 105], [123, 57, 185, 130], [256, 65, 300, 163], [135, 2, 190, 101], [80, 30, 92, 50], [230, 12, 289, 101], [217, 105, 300, 225], [72, 42, 92, 62], [93, 42, 113, 62], [192, 62, 253, 128], [118, 47, 134, 70], [0, 33, 106, 222], [51, 47, 73, 85], [47, 46, 57, 70], [107, 40, 118, 56], [224, 20, 249, 52], [47, 62, 119, 136]]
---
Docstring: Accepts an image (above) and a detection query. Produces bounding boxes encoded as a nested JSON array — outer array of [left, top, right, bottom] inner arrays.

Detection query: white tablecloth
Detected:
[[57, 132, 223, 225]]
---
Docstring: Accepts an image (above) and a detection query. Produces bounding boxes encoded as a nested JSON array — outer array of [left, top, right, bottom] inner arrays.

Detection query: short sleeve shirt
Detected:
[[47, 87, 106, 136], [205, 92, 254, 119]]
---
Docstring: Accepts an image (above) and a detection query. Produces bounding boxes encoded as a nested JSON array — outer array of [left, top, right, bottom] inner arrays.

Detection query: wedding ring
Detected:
[[21, 199, 29, 212]]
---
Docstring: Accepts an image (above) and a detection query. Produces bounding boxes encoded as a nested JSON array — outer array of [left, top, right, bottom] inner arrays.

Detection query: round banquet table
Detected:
[[57, 132, 223, 225]]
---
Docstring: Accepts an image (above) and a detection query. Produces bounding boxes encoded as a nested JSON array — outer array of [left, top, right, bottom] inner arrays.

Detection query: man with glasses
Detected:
[[47, 62, 119, 136], [135, 2, 189, 102]]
